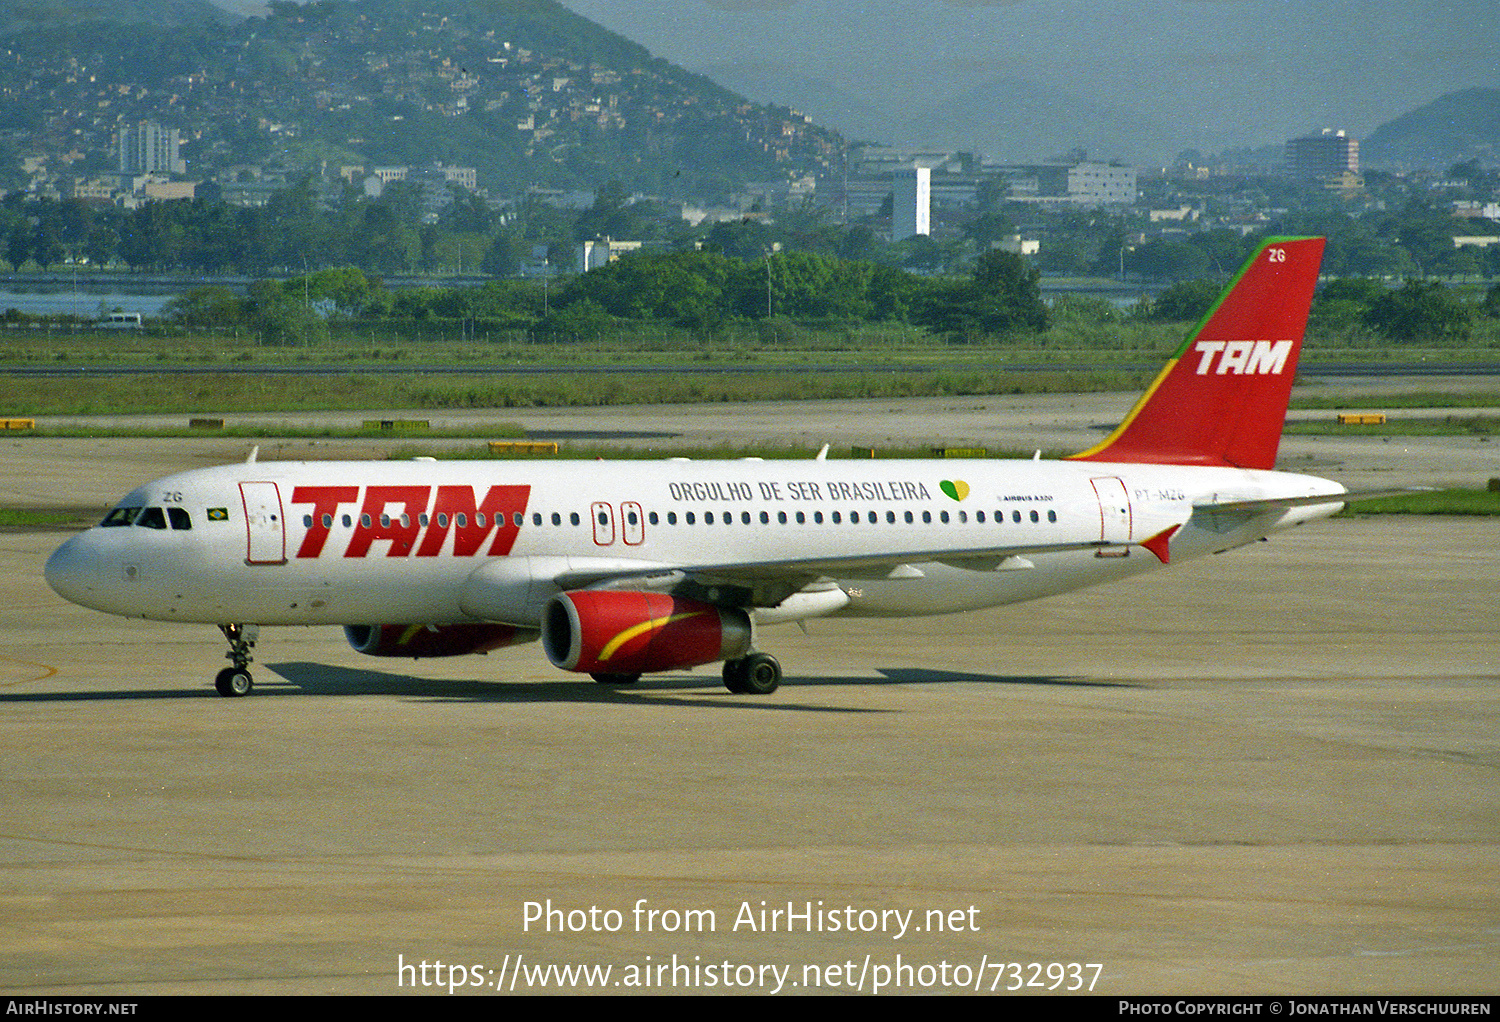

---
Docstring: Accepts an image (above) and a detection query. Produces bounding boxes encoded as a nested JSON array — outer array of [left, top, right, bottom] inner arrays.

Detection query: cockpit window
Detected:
[[135, 507, 168, 530], [99, 505, 192, 530], [100, 506, 141, 527]]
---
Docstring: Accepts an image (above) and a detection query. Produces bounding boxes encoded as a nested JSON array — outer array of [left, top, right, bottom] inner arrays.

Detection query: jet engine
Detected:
[[542, 591, 752, 676], [345, 622, 539, 658]]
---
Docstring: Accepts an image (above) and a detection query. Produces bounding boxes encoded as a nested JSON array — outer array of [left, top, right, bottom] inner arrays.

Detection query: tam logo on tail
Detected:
[[1068, 236, 1326, 471], [1192, 340, 1294, 376]]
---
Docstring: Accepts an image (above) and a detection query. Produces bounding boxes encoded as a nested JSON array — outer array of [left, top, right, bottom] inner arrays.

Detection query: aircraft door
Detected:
[[239, 481, 287, 565], [621, 501, 644, 545], [590, 501, 615, 546], [1089, 476, 1133, 545]]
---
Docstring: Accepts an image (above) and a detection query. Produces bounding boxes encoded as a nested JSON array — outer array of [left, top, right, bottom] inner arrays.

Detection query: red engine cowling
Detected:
[[542, 591, 752, 675], [345, 623, 539, 658]]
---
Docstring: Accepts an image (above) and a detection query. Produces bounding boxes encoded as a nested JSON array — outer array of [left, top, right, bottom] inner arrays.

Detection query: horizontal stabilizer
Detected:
[[1194, 487, 1432, 514]]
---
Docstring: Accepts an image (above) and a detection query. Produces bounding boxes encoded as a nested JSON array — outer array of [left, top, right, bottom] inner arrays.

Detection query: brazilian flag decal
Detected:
[[207, 507, 229, 521]]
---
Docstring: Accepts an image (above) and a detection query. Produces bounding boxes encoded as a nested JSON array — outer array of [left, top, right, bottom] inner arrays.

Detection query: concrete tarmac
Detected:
[[0, 399, 1496, 996]]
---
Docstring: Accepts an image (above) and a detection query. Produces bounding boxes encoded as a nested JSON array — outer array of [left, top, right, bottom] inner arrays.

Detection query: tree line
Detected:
[[158, 248, 1052, 344], [148, 248, 1500, 349]]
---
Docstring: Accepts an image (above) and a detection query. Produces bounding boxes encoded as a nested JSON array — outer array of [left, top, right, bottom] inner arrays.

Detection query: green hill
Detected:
[[0, 0, 232, 33], [1362, 88, 1500, 170], [0, 0, 845, 197]]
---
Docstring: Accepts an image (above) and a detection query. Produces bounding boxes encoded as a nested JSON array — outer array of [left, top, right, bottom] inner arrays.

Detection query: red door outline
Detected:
[[1089, 477, 1133, 544], [621, 501, 644, 545], [591, 501, 615, 546], [239, 481, 287, 565]]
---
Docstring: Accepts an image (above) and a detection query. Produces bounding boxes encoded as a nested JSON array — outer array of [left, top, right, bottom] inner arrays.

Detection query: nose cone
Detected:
[[45, 533, 101, 608]]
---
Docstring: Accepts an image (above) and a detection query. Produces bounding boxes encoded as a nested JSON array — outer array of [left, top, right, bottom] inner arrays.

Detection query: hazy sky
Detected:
[[561, 0, 1498, 151]]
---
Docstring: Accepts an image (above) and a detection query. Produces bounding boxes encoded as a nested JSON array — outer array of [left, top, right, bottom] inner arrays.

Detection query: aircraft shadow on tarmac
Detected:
[[261, 662, 1143, 702], [0, 664, 1140, 707]]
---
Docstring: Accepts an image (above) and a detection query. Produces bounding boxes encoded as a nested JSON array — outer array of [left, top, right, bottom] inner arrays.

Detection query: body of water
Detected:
[[0, 288, 174, 318]]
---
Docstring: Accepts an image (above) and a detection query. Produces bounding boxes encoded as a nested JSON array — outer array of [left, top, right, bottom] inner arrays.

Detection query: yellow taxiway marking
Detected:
[[0, 655, 59, 686]]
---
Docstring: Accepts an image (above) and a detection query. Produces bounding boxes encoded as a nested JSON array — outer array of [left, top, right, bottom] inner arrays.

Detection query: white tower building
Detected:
[[892, 166, 930, 241]]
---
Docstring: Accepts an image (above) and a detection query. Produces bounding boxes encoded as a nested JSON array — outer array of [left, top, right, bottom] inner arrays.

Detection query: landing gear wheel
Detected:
[[591, 672, 641, 686], [723, 653, 781, 695], [216, 623, 259, 698], [215, 667, 253, 697]]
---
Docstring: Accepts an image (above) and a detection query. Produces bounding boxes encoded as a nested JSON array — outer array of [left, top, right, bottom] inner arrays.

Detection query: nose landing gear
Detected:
[[215, 623, 259, 697]]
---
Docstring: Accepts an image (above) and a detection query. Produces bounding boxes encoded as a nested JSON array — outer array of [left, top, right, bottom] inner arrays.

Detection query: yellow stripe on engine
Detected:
[[599, 611, 706, 661]]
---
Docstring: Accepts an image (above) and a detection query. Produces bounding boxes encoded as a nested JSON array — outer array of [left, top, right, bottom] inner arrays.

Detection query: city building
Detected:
[[118, 121, 185, 176], [993, 159, 1137, 207], [1064, 161, 1138, 205], [577, 237, 643, 271], [892, 166, 931, 241], [996, 234, 1040, 256], [1286, 129, 1359, 180]]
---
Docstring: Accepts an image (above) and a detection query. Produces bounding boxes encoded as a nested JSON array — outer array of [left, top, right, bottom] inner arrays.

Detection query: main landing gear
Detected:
[[723, 653, 781, 695], [589, 654, 783, 695], [215, 623, 258, 697]]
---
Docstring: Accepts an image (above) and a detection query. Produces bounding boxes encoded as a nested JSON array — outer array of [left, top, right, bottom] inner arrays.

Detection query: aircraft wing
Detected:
[[546, 537, 1117, 610], [685, 537, 1111, 580]]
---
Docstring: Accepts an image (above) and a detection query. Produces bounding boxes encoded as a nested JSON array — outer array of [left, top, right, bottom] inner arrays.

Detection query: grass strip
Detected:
[[0, 369, 1155, 416], [1285, 415, 1499, 437], [1338, 487, 1500, 516]]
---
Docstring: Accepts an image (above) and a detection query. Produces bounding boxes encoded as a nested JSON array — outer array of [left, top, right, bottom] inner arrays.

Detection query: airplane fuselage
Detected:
[[45, 456, 1343, 628]]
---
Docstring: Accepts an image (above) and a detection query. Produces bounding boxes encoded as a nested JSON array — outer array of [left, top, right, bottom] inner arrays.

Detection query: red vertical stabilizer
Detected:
[[1068, 237, 1326, 470]]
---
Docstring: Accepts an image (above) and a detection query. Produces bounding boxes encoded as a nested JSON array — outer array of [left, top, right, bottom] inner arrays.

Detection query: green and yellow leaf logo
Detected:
[[939, 480, 969, 502]]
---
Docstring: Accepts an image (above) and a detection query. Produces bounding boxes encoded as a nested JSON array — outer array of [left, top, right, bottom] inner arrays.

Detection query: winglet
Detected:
[[1068, 237, 1326, 470]]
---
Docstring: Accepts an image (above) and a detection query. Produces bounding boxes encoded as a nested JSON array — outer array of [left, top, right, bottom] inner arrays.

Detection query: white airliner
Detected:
[[45, 236, 1391, 697]]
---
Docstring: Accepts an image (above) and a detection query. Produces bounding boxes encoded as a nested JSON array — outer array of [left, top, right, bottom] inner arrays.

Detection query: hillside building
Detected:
[[118, 121, 185, 176]]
